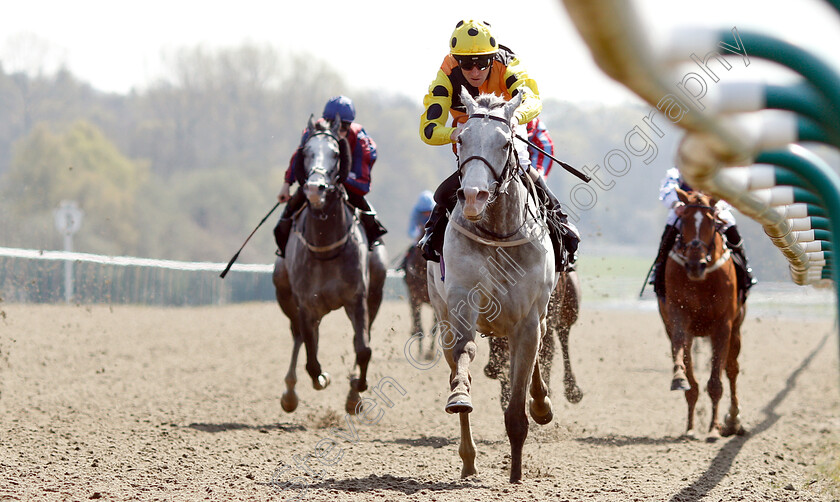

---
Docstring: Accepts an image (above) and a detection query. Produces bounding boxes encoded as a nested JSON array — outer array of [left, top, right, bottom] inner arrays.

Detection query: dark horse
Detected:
[[659, 188, 746, 439], [403, 239, 438, 360], [273, 116, 387, 415], [485, 269, 583, 410]]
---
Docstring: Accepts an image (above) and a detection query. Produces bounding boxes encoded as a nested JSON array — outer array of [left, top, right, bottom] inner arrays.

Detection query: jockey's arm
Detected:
[[278, 182, 291, 203]]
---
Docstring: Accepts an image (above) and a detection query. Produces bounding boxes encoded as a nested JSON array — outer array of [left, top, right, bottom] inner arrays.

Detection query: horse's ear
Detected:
[[460, 87, 478, 115], [675, 187, 689, 204], [307, 113, 317, 131], [503, 90, 524, 123], [330, 113, 342, 136], [337, 137, 351, 183]]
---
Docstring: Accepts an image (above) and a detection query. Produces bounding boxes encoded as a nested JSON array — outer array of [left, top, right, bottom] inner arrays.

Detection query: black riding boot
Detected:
[[359, 211, 388, 250], [418, 204, 449, 262], [724, 225, 756, 297], [533, 174, 579, 273], [419, 172, 460, 263], [651, 223, 679, 299], [274, 189, 306, 258], [274, 218, 293, 258]]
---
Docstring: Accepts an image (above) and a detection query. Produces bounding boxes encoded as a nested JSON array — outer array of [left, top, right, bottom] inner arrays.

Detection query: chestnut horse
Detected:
[[658, 188, 746, 438]]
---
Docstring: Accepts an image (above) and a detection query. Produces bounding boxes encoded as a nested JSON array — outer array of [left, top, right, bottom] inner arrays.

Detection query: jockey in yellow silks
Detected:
[[418, 19, 578, 272]]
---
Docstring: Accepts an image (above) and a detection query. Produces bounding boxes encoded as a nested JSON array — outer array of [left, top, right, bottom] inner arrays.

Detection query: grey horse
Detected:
[[273, 116, 387, 415], [427, 89, 556, 483]]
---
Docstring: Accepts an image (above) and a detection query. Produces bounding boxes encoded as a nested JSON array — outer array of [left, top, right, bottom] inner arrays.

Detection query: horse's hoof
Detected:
[[706, 428, 722, 443], [346, 391, 362, 415], [460, 464, 477, 478], [529, 397, 553, 425], [721, 413, 747, 437], [681, 429, 697, 440], [565, 383, 583, 404], [671, 378, 690, 391], [313, 373, 330, 390], [445, 392, 473, 414], [280, 391, 298, 413]]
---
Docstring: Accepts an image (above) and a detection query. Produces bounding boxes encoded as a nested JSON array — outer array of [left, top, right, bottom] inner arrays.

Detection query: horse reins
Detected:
[[457, 113, 516, 191], [670, 204, 731, 272], [451, 112, 547, 247], [293, 129, 354, 259]]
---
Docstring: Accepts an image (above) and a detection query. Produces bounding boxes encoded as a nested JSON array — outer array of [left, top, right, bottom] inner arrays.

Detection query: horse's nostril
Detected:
[[456, 189, 465, 201]]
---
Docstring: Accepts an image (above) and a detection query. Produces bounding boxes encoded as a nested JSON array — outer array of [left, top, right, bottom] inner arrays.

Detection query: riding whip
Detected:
[[638, 260, 656, 298], [220, 201, 281, 279], [514, 133, 592, 183]]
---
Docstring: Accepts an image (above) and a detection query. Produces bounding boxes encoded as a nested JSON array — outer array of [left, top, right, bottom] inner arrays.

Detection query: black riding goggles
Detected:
[[456, 55, 493, 71]]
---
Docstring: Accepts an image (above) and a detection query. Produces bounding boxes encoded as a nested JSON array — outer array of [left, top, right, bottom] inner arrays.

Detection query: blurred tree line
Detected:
[[0, 42, 796, 281]]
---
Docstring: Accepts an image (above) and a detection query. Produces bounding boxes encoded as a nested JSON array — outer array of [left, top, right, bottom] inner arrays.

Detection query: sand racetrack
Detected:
[[1, 299, 839, 501]]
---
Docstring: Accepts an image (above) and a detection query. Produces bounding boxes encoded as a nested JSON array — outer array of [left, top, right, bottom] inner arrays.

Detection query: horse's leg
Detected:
[[669, 324, 691, 392], [409, 296, 424, 357], [485, 336, 512, 411], [484, 336, 507, 379], [281, 328, 303, 412], [458, 411, 476, 479], [274, 262, 302, 412], [530, 318, 553, 425], [344, 296, 372, 415], [539, 314, 555, 398], [706, 323, 731, 438], [683, 336, 700, 436], [443, 328, 477, 478], [721, 321, 746, 436], [558, 275, 583, 404], [367, 247, 386, 328], [557, 323, 583, 404], [506, 318, 541, 483], [299, 310, 330, 391], [426, 311, 439, 360]]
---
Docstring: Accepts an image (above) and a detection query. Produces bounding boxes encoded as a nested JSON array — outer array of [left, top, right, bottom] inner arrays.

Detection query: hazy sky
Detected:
[[3, 0, 840, 106]]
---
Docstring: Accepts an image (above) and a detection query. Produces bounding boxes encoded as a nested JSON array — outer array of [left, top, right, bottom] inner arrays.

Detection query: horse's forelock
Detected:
[[312, 120, 330, 133], [689, 192, 712, 207], [474, 93, 507, 111]]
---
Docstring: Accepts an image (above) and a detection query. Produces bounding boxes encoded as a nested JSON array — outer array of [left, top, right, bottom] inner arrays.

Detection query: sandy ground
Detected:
[[1, 300, 839, 501]]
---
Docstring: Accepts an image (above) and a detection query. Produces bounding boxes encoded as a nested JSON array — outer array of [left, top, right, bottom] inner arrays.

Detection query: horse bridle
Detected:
[[302, 131, 342, 190], [457, 113, 517, 195], [673, 204, 723, 264], [295, 130, 353, 257]]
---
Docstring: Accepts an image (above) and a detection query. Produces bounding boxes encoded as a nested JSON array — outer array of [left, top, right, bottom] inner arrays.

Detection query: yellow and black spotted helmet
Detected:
[[450, 20, 498, 56]]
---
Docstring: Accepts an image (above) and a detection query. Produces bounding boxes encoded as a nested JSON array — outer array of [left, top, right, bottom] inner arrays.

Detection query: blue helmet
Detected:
[[416, 190, 435, 212], [322, 96, 356, 123]]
